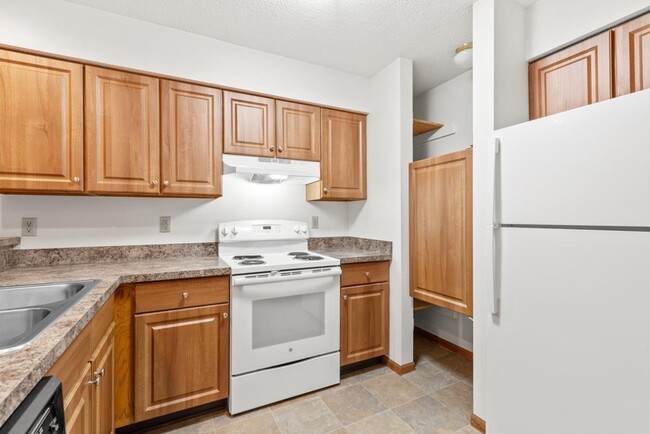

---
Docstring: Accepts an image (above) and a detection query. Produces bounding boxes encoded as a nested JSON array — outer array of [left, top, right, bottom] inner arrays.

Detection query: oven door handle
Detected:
[[232, 267, 342, 286]]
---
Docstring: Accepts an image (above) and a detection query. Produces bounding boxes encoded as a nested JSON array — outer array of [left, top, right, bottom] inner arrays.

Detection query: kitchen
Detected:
[[1, 1, 649, 434]]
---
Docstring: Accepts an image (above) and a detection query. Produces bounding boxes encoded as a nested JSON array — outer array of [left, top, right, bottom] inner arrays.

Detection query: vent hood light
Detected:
[[223, 155, 320, 185]]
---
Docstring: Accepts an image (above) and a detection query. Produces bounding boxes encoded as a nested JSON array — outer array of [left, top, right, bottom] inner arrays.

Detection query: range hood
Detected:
[[222, 155, 320, 185]]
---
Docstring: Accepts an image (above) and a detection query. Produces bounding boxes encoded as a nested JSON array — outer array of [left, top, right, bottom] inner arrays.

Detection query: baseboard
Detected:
[[414, 326, 473, 361], [470, 413, 486, 433], [381, 356, 416, 375]]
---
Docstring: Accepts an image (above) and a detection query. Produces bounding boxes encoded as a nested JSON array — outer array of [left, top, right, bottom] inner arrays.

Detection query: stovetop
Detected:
[[221, 251, 340, 275]]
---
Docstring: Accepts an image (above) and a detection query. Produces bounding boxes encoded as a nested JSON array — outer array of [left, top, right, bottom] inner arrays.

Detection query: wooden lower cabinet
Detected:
[[340, 262, 389, 366], [134, 304, 229, 421], [47, 297, 115, 434], [63, 362, 94, 434]]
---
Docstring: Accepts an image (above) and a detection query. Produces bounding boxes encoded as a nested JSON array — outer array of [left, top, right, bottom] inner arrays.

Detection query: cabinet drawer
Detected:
[[341, 261, 389, 287], [135, 276, 229, 314]]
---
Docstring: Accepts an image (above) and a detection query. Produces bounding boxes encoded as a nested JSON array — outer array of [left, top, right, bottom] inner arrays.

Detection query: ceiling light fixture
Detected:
[[454, 42, 473, 69]]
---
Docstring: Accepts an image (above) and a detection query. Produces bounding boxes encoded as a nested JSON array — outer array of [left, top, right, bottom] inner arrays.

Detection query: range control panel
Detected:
[[218, 220, 309, 243]]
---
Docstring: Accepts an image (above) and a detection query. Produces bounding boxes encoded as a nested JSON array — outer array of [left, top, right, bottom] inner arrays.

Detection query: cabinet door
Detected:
[[223, 91, 275, 157], [409, 149, 473, 316], [64, 362, 94, 434], [529, 32, 612, 119], [161, 80, 222, 197], [91, 323, 115, 434], [615, 13, 650, 96], [85, 66, 160, 194], [134, 304, 229, 421], [309, 109, 366, 201], [341, 283, 389, 366], [275, 100, 320, 161], [0, 49, 83, 193]]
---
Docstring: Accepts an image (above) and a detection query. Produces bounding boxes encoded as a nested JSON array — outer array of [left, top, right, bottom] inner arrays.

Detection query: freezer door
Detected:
[[493, 89, 650, 227], [487, 228, 650, 434]]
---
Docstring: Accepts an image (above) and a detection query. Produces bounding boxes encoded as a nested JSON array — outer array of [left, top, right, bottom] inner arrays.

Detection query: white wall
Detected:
[[348, 58, 414, 366], [411, 71, 474, 351], [0, 179, 350, 249], [0, 0, 371, 248], [413, 71, 473, 161], [526, 0, 650, 59]]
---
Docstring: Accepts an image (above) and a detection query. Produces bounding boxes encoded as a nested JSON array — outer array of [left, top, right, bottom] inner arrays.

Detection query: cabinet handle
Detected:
[[182, 291, 189, 299], [72, 177, 80, 183], [94, 368, 105, 377], [163, 180, 170, 186], [88, 376, 101, 386], [323, 187, 329, 194], [151, 179, 159, 187], [269, 146, 275, 152], [278, 146, 284, 153], [223, 312, 229, 319], [343, 295, 348, 301]]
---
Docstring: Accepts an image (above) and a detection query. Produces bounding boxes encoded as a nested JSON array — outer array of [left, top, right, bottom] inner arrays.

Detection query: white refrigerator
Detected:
[[486, 89, 650, 433]]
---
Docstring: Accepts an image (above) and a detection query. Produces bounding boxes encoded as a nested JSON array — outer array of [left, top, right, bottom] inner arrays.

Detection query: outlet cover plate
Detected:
[[311, 216, 319, 229], [22, 217, 37, 236], [160, 216, 171, 233]]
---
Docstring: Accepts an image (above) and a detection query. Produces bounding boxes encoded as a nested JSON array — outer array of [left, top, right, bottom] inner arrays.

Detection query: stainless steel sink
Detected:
[[0, 280, 99, 353]]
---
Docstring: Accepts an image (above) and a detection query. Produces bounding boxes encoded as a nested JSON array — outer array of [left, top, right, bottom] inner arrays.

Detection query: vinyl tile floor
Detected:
[[145, 335, 479, 434]]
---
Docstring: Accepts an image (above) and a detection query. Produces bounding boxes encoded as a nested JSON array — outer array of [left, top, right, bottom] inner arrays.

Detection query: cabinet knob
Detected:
[[223, 312, 229, 319], [88, 376, 101, 386], [182, 291, 189, 299], [152, 179, 159, 186], [323, 187, 329, 193], [269, 146, 275, 152], [343, 295, 348, 301], [163, 180, 170, 186], [278, 146, 284, 153], [365, 272, 370, 278], [72, 176, 80, 183], [94, 368, 105, 377]]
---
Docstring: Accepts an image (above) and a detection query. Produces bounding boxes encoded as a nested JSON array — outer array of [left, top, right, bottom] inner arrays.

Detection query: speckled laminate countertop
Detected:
[[0, 256, 230, 427], [313, 247, 392, 264]]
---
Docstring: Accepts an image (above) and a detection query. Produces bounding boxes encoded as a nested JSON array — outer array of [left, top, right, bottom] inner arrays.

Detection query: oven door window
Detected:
[[252, 292, 325, 349]]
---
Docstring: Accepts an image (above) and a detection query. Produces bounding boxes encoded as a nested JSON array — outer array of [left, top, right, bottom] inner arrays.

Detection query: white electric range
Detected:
[[219, 220, 341, 414]]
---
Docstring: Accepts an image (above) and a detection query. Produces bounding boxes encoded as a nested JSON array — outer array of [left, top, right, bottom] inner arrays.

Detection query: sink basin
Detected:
[[0, 282, 86, 310], [0, 280, 99, 353], [0, 308, 52, 349]]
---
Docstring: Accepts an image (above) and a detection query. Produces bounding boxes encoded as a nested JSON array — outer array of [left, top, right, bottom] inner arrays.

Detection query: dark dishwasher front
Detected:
[[0, 376, 65, 434]]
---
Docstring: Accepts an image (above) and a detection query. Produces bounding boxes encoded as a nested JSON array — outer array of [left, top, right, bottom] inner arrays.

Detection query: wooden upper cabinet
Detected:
[[409, 149, 473, 316], [275, 100, 320, 161], [307, 109, 366, 201], [529, 32, 613, 119], [615, 12, 650, 97], [0, 50, 83, 193], [85, 66, 160, 195], [161, 80, 222, 197], [134, 304, 229, 421], [224, 91, 275, 157]]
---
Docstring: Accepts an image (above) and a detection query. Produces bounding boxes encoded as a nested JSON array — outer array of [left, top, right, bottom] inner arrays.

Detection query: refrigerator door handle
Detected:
[[489, 137, 501, 315]]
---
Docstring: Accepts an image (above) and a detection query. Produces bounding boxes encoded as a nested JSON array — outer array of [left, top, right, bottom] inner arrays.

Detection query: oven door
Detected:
[[231, 267, 341, 376]]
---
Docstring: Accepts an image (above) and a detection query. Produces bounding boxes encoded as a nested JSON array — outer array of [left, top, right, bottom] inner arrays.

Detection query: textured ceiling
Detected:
[[64, 0, 535, 95]]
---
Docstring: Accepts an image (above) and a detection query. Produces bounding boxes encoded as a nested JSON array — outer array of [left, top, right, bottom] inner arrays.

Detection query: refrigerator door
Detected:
[[494, 89, 650, 227], [487, 228, 650, 434]]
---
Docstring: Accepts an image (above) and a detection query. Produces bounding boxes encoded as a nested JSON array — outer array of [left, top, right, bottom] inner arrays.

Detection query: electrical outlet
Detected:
[[311, 216, 319, 229], [22, 217, 37, 236], [160, 216, 171, 233]]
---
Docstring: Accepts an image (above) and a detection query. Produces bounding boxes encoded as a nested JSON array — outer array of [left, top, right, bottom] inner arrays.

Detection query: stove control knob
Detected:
[[300, 225, 308, 234], [231, 226, 238, 236], [293, 225, 300, 234], [221, 227, 229, 237]]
